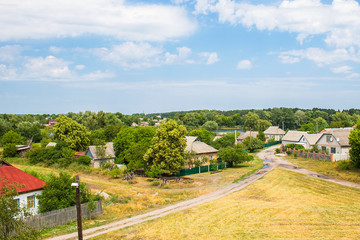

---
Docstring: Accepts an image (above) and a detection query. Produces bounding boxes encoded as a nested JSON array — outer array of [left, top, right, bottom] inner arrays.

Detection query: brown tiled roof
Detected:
[[264, 126, 285, 135], [323, 128, 352, 146], [185, 136, 218, 154], [237, 131, 259, 140], [282, 131, 307, 142], [87, 142, 115, 160]]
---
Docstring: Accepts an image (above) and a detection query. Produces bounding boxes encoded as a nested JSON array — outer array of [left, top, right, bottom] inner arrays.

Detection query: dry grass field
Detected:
[[4, 157, 263, 238], [94, 168, 360, 240], [285, 156, 360, 183]]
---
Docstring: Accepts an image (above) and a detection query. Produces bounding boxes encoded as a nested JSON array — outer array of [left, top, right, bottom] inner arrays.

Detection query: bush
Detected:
[[76, 155, 92, 166], [286, 150, 291, 155], [337, 161, 354, 170], [275, 148, 280, 154], [145, 165, 163, 178], [151, 180, 160, 186], [2, 144, 18, 157]]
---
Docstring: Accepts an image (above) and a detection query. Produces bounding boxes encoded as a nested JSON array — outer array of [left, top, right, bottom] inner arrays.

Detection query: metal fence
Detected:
[[24, 200, 102, 230], [175, 162, 227, 177]]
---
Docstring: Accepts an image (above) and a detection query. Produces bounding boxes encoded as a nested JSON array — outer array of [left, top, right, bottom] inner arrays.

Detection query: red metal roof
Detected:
[[0, 166, 45, 194]]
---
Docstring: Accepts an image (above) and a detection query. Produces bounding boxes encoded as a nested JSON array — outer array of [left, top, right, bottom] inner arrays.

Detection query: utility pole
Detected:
[[75, 175, 83, 240], [234, 128, 237, 145]]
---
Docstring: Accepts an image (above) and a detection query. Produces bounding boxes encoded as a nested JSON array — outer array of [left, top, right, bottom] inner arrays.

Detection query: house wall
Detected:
[[186, 152, 218, 168], [282, 140, 307, 148], [316, 134, 342, 154], [91, 159, 114, 168], [14, 190, 42, 215], [265, 134, 283, 141]]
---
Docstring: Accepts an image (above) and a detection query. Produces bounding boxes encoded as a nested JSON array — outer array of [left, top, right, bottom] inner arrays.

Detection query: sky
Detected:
[[1, 0, 360, 114]]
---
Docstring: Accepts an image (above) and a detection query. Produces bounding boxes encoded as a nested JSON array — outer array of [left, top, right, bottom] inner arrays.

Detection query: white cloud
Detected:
[[278, 48, 360, 66], [93, 42, 219, 68], [25, 56, 71, 79], [93, 42, 164, 69], [75, 65, 86, 70], [331, 65, 352, 74], [0, 0, 196, 42], [0, 55, 113, 82], [200, 52, 219, 65], [165, 47, 193, 65], [237, 59, 252, 69], [195, 0, 360, 48], [0, 45, 23, 62]]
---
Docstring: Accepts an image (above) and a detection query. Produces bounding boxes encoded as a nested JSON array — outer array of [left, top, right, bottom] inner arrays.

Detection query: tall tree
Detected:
[[218, 144, 253, 166], [113, 126, 155, 170], [349, 123, 360, 168], [53, 115, 90, 151], [244, 112, 260, 131], [188, 128, 214, 145], [144, 120, 187, 175]]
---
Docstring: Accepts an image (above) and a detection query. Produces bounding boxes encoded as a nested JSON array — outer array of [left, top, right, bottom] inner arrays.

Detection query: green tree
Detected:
[[1, 130, 24, 146], [202, 120, 219, 131], [211, 133, 235, 150], [113, 126, 155, 170], [257, 131, 266, 142], [2, 144, 18, 158], [38, 173, 91, 213], [16, 121, 42, 142], [144, 120, 187, 175], [258, 119, 271, 132], [294, 110, 306, 128], [0, 177, 39, 240], [349, 123, 360, 168], [0, 118, 10, 138], [53, 115, 90, 151], [242, 136, 264, 152], [188, 128, 214, 145], [218, 144, 253, 166], [244, 112, 260, 131]]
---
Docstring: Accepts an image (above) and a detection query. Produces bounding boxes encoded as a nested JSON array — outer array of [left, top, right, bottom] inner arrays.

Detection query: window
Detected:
[[14, 198, 20, 207], [209, 155, 213, 160], [201, 156, 205, 164], [331, 147, 336, 154], [195, 156, 199, 161], [326, 136, 333, 142], [322, 146, 326, 152], [27, 196, 35, 209]]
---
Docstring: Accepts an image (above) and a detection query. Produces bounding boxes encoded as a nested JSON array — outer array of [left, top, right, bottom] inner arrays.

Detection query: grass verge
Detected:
[[284, 155, 360, 183], [94, 168, 360, 240]]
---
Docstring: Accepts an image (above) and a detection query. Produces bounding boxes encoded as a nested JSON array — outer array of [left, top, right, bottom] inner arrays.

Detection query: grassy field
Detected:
[[284, 155, 360, 183], [3, 157, 263, 238], [94, 168, 360, 240]]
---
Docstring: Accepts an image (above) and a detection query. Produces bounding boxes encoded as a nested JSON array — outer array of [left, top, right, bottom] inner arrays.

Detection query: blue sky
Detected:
[[1, 0, 360, 114]]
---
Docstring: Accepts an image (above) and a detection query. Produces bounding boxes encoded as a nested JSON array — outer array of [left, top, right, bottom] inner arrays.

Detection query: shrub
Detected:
[[337, 161, 354, 170], [151, 180, 160, 186], [145, 165, 164, 178], [2, 144, 18, 157], [76, 155, 92, 166], [275, 148, 280, 154], [286, 150, 291, 155], [293, 152, 298, 158]]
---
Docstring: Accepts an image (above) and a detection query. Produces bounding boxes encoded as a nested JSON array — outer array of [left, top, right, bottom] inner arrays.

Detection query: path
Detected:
[[257, 145, 360, 189], [48, 146, 360, 239]]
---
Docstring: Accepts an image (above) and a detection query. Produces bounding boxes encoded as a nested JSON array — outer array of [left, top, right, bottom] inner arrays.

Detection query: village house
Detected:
[[237, 131, 259, 144], [315, 128, 352, 160], [85, 142, 115, 168], [264, 126, 285, 141], [281, 130, 308, 147], [0, 160, 45, 215], [185, 136, 219, 166]]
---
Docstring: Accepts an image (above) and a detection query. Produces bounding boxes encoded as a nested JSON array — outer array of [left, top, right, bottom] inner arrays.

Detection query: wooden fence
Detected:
[[24, 200, 102, 230], [286, 148, 332, 161]]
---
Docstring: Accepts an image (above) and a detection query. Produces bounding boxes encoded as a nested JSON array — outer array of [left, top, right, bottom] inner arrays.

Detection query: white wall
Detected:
[[14, 190, 42, 215]]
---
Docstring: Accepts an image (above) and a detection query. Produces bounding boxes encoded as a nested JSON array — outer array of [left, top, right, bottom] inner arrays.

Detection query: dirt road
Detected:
[[47, 146, 360, 239], [258, 145, 360, 189]]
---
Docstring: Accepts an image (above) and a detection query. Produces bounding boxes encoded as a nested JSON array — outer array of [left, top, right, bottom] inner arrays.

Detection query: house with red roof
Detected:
[[0, 160, 45, 215]]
